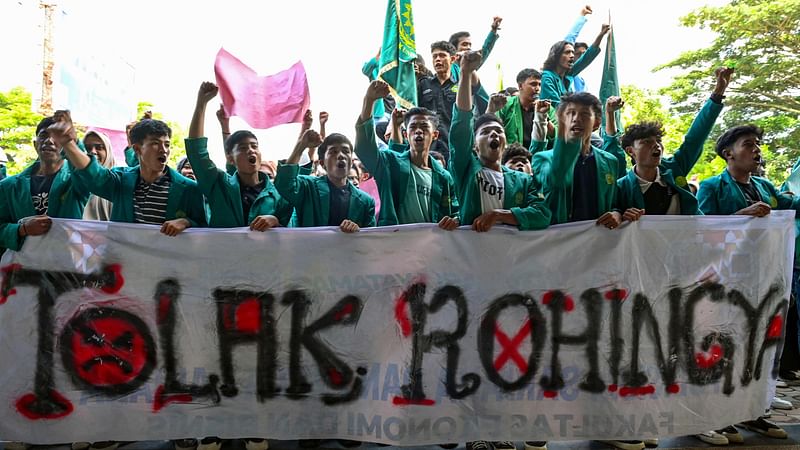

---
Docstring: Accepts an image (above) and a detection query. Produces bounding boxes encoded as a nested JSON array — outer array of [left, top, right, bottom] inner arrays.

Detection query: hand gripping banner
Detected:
[[0, 213, 794, 444]]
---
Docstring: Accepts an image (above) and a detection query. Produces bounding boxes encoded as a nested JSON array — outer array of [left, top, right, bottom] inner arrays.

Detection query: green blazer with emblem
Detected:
[[532, 135, 623, 225], [185, 137, 292, 227], [448, 106, 551, 230], [615, 99, 723, 216], [698, 169, 800, 215], [496, 96, 556, 147], [0, 161, 90, 251], [274, 164, 376, 228], [75, 157, 207, 227], [355, 118, 459, 226]]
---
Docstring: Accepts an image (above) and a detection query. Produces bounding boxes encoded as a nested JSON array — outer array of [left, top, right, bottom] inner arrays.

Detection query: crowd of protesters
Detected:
[[2, 5, 799, 450]]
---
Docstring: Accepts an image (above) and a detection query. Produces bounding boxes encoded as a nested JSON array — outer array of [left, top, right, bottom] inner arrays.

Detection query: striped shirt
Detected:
[[134, 171, 171, 225]]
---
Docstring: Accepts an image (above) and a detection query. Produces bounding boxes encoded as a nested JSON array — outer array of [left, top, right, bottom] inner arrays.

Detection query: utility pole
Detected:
[[39, 1, 56, 116]]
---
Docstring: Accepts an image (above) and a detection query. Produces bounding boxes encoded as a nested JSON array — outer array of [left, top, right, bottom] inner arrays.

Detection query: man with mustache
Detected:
[[539, 24, 610, 107], [185, 81, 292, 230], [275, 129, 375, 233], [0, 115, 90, 253], [615, 68, 732, 220], [53, 111, 207, 236], [356, 79, 459, 229], [450, 50, 551, 233]]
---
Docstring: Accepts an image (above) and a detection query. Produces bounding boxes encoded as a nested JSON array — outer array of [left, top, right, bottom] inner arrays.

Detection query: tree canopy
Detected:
[[656, 0, 800, 184]]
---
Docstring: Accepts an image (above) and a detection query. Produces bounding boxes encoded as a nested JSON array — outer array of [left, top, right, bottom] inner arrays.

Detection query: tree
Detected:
[[656, 0, 800, 185], [136, 102, 187, 168], [0, 87, 43, 175]]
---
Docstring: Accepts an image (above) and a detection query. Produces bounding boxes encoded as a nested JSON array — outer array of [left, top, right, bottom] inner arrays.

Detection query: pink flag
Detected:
[[359, 177, 382, 219], [214, 48, 311, 130], [87, 126, 127, 166]]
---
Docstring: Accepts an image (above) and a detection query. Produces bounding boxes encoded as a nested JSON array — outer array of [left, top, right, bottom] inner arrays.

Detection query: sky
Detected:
[[3, 0, 726, 165]]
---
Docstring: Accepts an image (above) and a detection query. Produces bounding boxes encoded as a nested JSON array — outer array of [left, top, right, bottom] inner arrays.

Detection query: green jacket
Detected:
[[274, 164, 376, 228], [698, 169, 800, 215], [496, 96, 556, 147], [540, 45, 600, 106], [124, 147, 138, 167], [0, 161, 89, 251], [355, 118, 459, 226], [451, 30, 499, 113], [616, 99, 723, 215], [185, 137, 293, 228], [532, 135, 623, 225], [75, 157, 207, 227], [448, 106, 551, 230]]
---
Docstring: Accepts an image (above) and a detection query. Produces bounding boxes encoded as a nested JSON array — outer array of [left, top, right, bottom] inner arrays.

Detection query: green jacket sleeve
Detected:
[[550, 138, 582, 189], [362, 57, 378, 80], [184, 137, 224, 197], [124, 147, 139, 167], [274, 164, 306, 207], [665, 99, 723, 177], [448, 105, 476, 197], [540, 72, 563, 104], [0, 185, 23, 251], [76, 157, 122, 201], [602, 132, 627, 179], [570, 45, 600, 76], [355, 118, 382, 178], [478, 30, 499, 69], [510, 179, 552, 230]]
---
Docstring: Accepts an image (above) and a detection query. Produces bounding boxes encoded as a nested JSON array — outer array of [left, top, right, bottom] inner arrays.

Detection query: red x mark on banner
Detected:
[[493, 319, 531, 372]]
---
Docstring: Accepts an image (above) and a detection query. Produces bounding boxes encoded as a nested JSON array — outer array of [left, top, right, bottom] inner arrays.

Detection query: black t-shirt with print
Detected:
[[30, 173, 56, 215]]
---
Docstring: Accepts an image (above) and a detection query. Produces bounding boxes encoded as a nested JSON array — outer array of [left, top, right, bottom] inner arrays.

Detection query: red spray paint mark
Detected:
[[767, 315, 784, 339], [235, 298, 261, 334], [604, 289, 628, 301], [100, 264, 124, 294], [0, 263, 22, 305], [156, 294, 171, 325], [695, 344, 723, 369], [564, 296, 575, 312], [334, 302, 354, 321], [543, 390, 558, 398], [666, 384, 680, 394], [328, 368, 344, 386], [394, 294, 412, 337], [607, 384, 618, 392], [392, 396, 435, 406], [493, 320, 531, 372], [542, 291, 554, 305], [153, 385, 193, 412], [620, 385, 656, 397], [16, 390, 73, 420]]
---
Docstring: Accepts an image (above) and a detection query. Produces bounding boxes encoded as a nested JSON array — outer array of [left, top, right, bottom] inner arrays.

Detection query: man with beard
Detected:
[[450, 50, 551, 233], [185, 82, 292, 230], [0, 115, 89, 252], [356, 79, 459, 229], [54, 111, 206, 236], [275, 130, 375, 232], [540, 24, 610, 107]]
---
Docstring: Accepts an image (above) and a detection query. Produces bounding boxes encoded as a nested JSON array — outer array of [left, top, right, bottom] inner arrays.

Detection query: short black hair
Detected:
[[516, 68, 542, 86], [574, 42, 589, 51], [35, 116, 56, 136], [404, 107, 440, 129], [473, 113, 505, 135], [431, 41, 456, 56], [176, 156, 191, 172], [448, 31, 470, 49], [557, 92, 602, 118], [502, 143, 531, 165], [543, 41, 573, 72], [715, 124, 763, 158], [318, 133, 353, 161], [621, 122, 664, 149], [226, 130, 258, 155], [503, 86, 520, 96], [130, 119, 171, 145]]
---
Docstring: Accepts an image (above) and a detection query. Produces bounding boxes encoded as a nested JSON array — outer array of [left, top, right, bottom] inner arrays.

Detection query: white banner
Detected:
[[0, 213, 794, 445]]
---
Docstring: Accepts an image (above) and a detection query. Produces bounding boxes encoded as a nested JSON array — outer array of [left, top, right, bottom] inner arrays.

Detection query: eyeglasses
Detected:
[[85, 143, 106, 151]]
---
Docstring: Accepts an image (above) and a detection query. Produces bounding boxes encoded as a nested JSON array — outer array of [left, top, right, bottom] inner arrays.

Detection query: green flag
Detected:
[[599, 23, 620, 131], [377, 0, 417, 109]]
